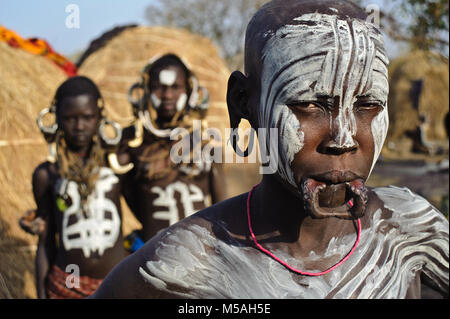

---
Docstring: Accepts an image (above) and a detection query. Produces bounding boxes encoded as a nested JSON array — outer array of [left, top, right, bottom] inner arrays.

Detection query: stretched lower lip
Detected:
[[301, 177, 368, 220]]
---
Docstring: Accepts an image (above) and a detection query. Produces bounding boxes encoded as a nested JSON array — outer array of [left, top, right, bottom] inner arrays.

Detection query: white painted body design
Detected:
[[139, 186, 449, 298], [259, 13, 389, 188], [151, 181, 206, 226], [62, 167, 121, 258]]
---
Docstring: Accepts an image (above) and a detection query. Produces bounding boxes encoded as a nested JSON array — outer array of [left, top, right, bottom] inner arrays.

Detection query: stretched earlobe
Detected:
[[226, 71, 251, 129]]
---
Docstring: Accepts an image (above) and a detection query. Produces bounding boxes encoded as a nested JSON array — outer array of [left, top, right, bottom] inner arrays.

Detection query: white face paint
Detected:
[[151, 69, 188, 112], [159, 69, 177, 86], [150, 93, 162, 109], [259, 13, 389, 189], [176, 93, 188, 111]]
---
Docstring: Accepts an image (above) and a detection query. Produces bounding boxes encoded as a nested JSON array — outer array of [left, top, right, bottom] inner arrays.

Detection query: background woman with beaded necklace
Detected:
[[29, 76, 134, 298]]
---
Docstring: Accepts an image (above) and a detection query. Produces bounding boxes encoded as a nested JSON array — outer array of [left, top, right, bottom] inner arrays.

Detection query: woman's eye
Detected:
[[354, 102, 383, 111], [288, 102, 321, 110], [62, 116, 75, 123]]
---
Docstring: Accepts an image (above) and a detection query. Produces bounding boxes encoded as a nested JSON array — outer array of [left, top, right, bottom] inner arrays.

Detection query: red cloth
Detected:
[[46, 265, 102, 299], [0, 25, 78, 77]]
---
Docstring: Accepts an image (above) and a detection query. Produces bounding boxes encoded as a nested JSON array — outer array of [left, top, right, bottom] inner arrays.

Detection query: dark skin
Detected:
[[91, 1, 446, 298], [92, 64, 385, 300], [120, 62, 226, 241], [149, 65, 188, 124], [21, 95, 100, 236], [34, 94, 127, 298]]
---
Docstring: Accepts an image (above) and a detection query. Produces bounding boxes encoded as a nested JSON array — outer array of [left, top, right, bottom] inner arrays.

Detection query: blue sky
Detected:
[[0, 0, 152, 55], [0, 0, 405, 58]]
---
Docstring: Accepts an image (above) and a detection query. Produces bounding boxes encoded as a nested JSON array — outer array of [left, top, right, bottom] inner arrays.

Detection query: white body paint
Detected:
[[151, 181, 206, 225], [259, 13, 389, 188], [62, 167, 121, 258], [139, 186, 449, 298]]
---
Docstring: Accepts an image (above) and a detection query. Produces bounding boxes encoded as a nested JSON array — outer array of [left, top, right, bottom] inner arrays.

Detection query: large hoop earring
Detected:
[[36, 107, 58, 136], [98, 118, 122, 146], [139, 109, 172, 138], [47, 142, 57, 163], [127, 81, 146, 113]]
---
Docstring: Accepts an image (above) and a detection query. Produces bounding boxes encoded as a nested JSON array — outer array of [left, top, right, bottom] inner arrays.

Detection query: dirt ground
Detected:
[[367, 157, 449, 217]]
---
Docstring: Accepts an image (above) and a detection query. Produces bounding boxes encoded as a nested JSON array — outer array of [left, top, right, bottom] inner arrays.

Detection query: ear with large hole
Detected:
[[47, 142, 57, 163], [226, 71, 251, 129], [37, 107, 58, 141], [128, 82, 146, 114]]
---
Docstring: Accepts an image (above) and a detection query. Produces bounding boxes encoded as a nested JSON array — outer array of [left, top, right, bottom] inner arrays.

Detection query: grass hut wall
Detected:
[[0, 41, 67, 298]]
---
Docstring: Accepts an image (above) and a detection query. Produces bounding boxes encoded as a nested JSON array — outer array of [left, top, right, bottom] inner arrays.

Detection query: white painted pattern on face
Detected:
[[176, 93, 188, 111], [150, 93, 162, 109], [159, 69, 177, 86], [259, 13, 389, 189]]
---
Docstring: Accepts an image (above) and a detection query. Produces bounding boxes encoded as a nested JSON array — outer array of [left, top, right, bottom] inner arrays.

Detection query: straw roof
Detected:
[[0, 26, 259, 298], [387, 50, 449, 145], [78, 26, 260, 198], [0, 41, 67, 298], [78, 26, 231, 134]]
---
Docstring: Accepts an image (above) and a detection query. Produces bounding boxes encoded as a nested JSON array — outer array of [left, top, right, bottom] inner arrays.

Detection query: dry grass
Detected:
[[0, 41, 67, 298], [0, 27, 254, 299], [387, 50, 449, 150], [78, 26, 232, 133], [78, 26, 259, 200], [1, 26, 448, 299]]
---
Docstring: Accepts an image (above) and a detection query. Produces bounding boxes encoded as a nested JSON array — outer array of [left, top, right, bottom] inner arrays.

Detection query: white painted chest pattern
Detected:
[[61, 167, 121, 258]]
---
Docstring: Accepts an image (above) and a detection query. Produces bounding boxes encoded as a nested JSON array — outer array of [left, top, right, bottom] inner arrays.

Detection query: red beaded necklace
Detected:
[[247, 184, 361, 276]]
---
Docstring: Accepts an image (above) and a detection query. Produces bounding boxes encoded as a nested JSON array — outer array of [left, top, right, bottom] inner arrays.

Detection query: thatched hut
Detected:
[[385, 50, 449, 156], [78, 26, 260, 197], [0, 26, 260, 299], [78, 26, 231, 131], [0, 41, 67, 298]]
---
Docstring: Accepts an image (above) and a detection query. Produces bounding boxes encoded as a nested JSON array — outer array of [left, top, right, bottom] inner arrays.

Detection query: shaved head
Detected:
[[244, 0, 369, 80], [234, 0, 389, 193]]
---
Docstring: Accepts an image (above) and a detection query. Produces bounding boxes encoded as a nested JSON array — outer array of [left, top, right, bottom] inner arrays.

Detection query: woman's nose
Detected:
[[318, 111, 358, 155], [161, 86, 174, 99], [75, 118, 85, 130]]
